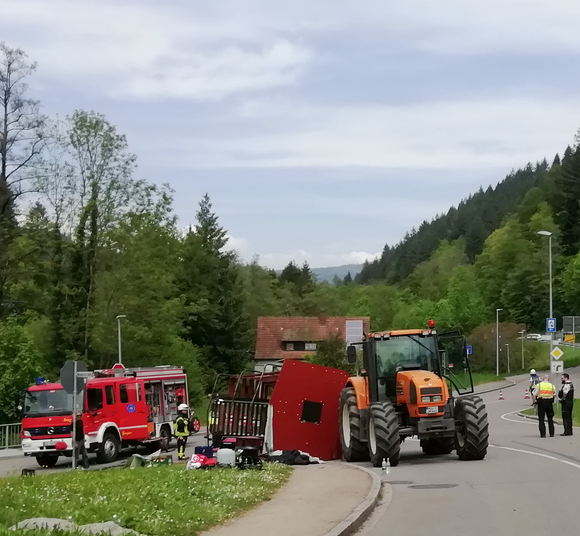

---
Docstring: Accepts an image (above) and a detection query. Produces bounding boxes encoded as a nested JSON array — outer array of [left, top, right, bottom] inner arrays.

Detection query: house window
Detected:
[[286, 343, 294, 351], [305, 342, 317, 351]]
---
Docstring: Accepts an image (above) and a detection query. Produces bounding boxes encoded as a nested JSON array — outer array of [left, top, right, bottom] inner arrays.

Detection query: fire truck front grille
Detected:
[[28, 426, 71, 437]]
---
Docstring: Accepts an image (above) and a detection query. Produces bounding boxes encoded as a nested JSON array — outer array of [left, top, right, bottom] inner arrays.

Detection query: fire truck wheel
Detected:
[[368, 401, 400, 467], [35, 454, 59, 468], [454, 396, 489, 461], [339, 387, 369, 462], [160, 425, 171, 452], [97, 432, 120, 463]]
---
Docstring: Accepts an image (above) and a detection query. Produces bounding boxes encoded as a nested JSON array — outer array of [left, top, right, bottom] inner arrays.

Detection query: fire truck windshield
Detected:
[[375, 336, 437, 377], [23, 389, 72, 417]]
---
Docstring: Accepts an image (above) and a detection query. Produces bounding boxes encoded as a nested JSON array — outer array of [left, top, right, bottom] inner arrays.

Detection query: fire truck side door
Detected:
[[117, 380, 148, 440], [85, 386, 105, 438]]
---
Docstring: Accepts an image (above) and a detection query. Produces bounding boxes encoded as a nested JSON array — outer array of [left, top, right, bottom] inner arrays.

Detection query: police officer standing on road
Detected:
[[533, 375, 556, 438], [559, 373, 575, 436], [174, 404, 190, 460]]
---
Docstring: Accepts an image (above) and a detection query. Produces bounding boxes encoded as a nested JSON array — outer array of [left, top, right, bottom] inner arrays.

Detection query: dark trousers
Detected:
[[177, 436, 187, 459], [75, 441, 89, 469], [561, 402, 574, 435], [537, 399, 555, 437]]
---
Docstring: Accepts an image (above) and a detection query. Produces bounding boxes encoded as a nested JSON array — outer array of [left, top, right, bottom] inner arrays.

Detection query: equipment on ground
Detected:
[[340, 321, 489, 467], [498, 390, 504, 400]]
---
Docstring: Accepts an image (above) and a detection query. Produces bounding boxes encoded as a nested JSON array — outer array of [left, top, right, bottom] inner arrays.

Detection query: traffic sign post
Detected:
[[60, 360, 88, 470], [550, 346, 564, 360], [466, 346, 472, 356], [547, 318, 556, 333], [551, 360, 564, 373]]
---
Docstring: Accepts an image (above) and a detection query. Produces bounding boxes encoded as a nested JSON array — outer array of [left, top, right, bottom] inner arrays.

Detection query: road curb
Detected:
[[324, 463, 382, 536], [475, 378, 517, 396]]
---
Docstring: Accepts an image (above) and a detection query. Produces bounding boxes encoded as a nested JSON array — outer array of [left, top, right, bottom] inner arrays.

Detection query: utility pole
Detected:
[[538, 231, 554, 387], [116, 315, 126, 365], [505, 343, 510, 374], [496, 308, 503, 376], [519, 330, 525, 370]]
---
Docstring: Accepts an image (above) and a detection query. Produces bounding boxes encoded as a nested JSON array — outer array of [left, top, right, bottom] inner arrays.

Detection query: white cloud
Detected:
[[1, 0, 312, 101], [337, 251, 380, 264], [224, 235, 249, 254], [163, 97, 580, 171]]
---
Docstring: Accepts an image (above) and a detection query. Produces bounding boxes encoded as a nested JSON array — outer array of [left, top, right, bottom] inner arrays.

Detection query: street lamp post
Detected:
[[496, 308, 503, 376], [519, 330, 526, 370], [505, 343, 510, 374], [538, 231, 554, 385], [116, 315, 126, 365]]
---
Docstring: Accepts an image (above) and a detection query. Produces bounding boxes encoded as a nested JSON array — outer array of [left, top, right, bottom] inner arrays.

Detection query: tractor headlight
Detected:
[[421, 396, 430, 403], [432, 396, 442, 402]]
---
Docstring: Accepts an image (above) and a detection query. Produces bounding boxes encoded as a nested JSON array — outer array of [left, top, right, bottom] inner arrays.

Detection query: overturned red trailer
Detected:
[[208, 360, 349, 460]]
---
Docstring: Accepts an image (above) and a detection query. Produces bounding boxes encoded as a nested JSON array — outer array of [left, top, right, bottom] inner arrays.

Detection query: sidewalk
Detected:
[[0, 448, 21, 459], [202, 463, 374, 536]]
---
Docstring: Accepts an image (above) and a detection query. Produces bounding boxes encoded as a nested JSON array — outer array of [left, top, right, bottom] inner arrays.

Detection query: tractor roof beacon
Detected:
[[340, 321, 489, 467]]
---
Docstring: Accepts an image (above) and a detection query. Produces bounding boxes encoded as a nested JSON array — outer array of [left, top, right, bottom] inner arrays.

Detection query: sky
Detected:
[[3, 0, 580, 269]]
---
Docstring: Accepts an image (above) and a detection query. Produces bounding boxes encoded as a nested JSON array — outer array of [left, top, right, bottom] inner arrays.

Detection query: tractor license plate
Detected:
[[426, 407, 439, 415]]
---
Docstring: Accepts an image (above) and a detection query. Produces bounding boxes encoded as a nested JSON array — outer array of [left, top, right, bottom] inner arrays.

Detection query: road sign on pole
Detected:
[[551, 360, 564, 373], [550, 346, 564, 360], [60, 360, 88, 394], [547, 318, 556, 333], [466, 345, 472, 356]]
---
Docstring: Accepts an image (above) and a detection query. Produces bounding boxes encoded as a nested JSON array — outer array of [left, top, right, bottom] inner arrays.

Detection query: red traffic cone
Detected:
[[499, 390, 504, 400], [524, 389, 530, 399]]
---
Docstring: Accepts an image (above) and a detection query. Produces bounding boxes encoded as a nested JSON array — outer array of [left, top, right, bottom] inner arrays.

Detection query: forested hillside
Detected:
[[357, 161, 550, 283], [2, 42, 580, 423]]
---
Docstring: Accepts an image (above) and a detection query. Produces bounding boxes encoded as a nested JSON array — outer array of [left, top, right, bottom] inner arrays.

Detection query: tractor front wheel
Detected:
[[339, 387, 368, 462], [368, 401, 400, 467], [455, 396, 489, 460]]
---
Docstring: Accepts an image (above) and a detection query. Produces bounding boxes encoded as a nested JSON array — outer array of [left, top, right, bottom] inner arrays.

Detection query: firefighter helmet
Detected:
[[178, 403, 189, 412]]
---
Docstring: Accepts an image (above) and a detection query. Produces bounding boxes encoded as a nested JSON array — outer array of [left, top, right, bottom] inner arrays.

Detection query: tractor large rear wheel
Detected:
[[455, 396, 489, 460], [420, 437, 455, 455], [368, 401, 400, 467], [339, 387, 368, 462]]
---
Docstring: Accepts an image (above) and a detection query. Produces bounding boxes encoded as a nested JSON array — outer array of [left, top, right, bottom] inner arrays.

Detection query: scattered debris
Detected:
[[11, 518, 146, 535]]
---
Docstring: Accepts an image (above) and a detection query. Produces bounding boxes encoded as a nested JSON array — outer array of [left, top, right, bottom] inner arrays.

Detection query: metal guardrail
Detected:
[[0, 423, 21, 449]]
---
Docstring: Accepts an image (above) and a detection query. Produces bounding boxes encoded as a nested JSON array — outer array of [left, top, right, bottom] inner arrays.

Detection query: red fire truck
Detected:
[[21, 365, 196, 467]]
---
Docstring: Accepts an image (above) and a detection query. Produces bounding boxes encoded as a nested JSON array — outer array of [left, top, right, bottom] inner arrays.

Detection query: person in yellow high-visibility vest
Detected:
[[174, 404, 190, 460], [533, 375, 556, 438]]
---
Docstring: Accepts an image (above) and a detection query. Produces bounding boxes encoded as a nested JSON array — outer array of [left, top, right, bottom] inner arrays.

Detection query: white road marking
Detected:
[[500, 409, 537, 425], [489, 444, 580, 471]]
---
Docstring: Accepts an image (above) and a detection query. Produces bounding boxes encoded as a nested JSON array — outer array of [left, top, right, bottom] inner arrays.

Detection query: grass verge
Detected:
[[0, 464, 291, 536], [521, 401, 580, 426]]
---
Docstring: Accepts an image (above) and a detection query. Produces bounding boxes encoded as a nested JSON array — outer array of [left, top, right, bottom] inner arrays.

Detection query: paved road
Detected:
[[357, 368, 580, 536], [0, 432, 208, 477]]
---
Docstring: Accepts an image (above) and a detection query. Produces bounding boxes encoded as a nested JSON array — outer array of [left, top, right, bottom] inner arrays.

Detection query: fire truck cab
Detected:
[[21, 365, 190, 467]]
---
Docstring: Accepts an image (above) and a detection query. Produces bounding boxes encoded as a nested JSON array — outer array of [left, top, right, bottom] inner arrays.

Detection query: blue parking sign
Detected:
[[466, 345, 472, 356], [547, 318, 556, 333]]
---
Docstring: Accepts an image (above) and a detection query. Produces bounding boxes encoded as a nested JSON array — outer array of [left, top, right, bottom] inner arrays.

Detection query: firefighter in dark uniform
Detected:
[[174, 404, 190, 460], [559, 373, 575, 436], [533, 375, 556, 438]]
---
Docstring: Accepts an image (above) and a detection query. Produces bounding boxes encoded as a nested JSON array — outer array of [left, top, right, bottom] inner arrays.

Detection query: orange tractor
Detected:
[[340, 321, 489, 466]]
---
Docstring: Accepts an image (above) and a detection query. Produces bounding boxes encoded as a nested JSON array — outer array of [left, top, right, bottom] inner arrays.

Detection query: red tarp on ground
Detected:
[[270, 360, 350, 460]]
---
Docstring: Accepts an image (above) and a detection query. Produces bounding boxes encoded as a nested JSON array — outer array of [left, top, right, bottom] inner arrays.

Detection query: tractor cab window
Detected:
[[375, 336, 436, 377], [375, 336, 437, 400]]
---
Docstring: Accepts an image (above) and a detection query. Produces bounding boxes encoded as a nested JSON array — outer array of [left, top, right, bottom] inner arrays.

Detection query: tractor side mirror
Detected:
[[346, 345, 357, 364]]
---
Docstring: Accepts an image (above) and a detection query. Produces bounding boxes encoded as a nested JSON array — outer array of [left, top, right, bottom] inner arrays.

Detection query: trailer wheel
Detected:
[[368, 401, 400, 467], [339, 387, 368, 462], [97, 432, 120, 464], [420, 438, 455, 455], [35, 454, 59, 468], [191, 417, 201, 434], [455, 396, 489, 460]]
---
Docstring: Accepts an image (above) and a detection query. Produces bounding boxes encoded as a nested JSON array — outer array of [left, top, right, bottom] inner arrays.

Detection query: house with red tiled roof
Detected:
[[254, 316, 370, 371]]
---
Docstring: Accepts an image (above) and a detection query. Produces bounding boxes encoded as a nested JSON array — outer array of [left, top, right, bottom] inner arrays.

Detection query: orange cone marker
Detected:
[[499, 390, 504, 400], [524, 389, 530, 399]]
